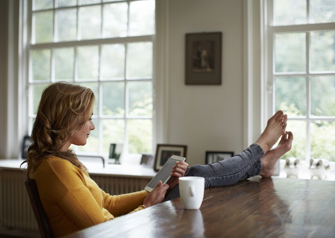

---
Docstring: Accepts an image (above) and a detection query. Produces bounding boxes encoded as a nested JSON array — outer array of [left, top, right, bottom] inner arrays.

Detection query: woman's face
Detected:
[[61, 107, 95, 151]]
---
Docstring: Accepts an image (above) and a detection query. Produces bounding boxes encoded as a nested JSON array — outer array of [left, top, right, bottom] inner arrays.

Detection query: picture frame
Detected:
[[205, 151, 234, 164], [21, 135, 32, 159], [140, 153, 154, 167], [185, 32, 222, 85], [154, 144, 187, 172], [109, 143, 116, 159], [108, 143, 123, 164]]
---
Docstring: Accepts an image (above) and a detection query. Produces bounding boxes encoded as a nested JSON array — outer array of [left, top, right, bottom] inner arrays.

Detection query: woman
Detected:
[[22, 82, 292, 237]]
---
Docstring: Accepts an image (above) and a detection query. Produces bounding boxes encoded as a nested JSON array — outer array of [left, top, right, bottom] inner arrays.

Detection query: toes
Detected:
[[279, 133, 287, 144], [287, 131, 294, 140]]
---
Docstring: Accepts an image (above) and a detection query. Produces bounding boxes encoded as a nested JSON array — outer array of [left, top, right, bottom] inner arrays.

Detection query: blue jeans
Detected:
[[165, 143, 264, 200]]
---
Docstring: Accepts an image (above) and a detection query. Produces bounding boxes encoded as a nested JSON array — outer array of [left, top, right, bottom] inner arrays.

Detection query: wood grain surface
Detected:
[[62, 177, 335, 238]]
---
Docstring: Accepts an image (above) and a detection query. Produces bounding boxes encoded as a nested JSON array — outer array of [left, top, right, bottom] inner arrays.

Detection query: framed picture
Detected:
[[185, 32, 222, 85], [205, 151, 234, 164], [109, 143, 123, 164], [154, 144, 187, 172], [140, 153, 154, 167], [21, 136, 32, 159], [109, 143, 116, 159]]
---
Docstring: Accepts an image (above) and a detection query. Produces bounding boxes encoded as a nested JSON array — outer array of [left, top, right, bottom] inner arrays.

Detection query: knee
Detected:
[[186, 165, 204, 177]]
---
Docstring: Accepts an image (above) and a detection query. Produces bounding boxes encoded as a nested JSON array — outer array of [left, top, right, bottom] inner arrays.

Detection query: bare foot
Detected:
[[260, 131, 293, 177], [255, 110, 287, 154]]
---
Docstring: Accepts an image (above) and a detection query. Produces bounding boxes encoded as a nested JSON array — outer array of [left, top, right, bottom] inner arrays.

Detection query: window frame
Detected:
[[23, 0, 158, 159], [263, 0, 335, 163]]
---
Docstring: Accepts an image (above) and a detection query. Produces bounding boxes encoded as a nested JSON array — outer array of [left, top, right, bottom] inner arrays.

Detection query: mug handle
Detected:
[[190, 185, 195, 197]]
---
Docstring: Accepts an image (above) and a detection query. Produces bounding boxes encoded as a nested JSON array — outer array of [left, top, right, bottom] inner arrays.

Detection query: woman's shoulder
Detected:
[[42, 156, 75, 168], [36, 156, 83, 177]]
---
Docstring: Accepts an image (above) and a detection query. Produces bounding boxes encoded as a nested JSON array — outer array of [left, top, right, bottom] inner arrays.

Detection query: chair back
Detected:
[[25, 178, 54, 238]]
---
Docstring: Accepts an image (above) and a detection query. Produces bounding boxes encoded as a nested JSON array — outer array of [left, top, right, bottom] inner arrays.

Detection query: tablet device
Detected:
[[144, 155, 186, 192]]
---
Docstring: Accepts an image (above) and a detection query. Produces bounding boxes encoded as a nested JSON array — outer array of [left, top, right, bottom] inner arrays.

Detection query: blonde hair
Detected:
[[22, 82, 95, 174]]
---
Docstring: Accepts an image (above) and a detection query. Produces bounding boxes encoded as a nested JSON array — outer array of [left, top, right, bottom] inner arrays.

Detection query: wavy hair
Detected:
[[22, 82, 95, 174]]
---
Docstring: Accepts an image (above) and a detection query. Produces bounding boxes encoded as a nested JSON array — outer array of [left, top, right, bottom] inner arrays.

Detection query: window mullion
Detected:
[[124, 80, 129, 155], [77, 5, 80, 41], [307, 0, 310, 23], [306, 32, 311, 163], [98, 82, 103, 155], [306, 75, 311, 163]]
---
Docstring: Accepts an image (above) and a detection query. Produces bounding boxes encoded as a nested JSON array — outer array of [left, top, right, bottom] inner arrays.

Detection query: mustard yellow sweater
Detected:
[[31, 156, 148, 237]]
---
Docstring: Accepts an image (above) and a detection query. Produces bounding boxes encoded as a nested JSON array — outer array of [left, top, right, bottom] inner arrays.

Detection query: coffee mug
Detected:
[[179, 176, 205, 209]]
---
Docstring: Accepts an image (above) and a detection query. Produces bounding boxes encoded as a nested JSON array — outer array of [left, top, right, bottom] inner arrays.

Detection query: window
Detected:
[[27, 0, 155, 157], [265, 0, 335, 162]]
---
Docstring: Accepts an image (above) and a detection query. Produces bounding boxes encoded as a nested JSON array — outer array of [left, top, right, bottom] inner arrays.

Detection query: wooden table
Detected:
[[62, 177, 335, 238]]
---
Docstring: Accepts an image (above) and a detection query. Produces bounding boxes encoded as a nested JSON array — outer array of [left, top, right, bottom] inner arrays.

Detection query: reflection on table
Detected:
[[62, 176, 335, 238]]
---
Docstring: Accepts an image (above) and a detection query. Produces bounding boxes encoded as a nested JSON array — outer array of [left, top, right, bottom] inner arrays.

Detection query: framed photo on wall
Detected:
[[185, 32, 222, 85], [154, 144, 187, 171], [205, 151, 234, 164]]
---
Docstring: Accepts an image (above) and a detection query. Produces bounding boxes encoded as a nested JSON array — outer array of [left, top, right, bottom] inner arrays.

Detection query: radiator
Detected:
[[0, 169, 151, 234], [0, 169, 37, 231]]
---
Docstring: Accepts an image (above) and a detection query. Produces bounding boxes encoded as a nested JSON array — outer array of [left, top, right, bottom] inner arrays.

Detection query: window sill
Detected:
[[273, 159, 335, 181], [0, 158, 157, 178]]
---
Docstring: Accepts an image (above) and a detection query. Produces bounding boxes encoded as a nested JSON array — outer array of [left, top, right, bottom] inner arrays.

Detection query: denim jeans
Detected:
[[165, 143, 264, 200]]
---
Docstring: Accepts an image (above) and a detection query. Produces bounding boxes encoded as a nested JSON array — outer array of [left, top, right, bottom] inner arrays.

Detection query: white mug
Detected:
[[179, 176, 205, 209]]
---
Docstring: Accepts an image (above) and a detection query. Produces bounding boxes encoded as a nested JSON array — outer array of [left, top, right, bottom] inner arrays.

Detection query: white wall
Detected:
[[165, 0, 246, 166]]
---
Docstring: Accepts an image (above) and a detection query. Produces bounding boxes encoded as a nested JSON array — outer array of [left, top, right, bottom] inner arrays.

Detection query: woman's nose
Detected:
[[90, 121, 95, 130]]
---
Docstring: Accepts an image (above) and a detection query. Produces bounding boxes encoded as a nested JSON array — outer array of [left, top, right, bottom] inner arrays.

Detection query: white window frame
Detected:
[[263, 0, 335, 166], [20, 0, 162, 160]]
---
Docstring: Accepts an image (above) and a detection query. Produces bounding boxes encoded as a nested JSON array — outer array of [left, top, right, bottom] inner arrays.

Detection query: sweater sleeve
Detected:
[[101, 189, 149, 217]]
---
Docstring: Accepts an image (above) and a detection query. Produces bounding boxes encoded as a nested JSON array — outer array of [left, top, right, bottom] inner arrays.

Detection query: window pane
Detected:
[[273, 0, 306, 25], [78, 82, 99, 116], [77, 46, 99, 80], [274, 33, 306, 73], [103, 3, 127, 38], [80, 6, 101, 40], [102, 119, 125, 153], [33, 11, 53, 43], [281, 120, 306, 161], [311, 76, 335, 116], [77, 118, 99, 153], [127, 42, 152, 78], [80, 0, 101, 5], [34, 0, 53, 10], [311, 121, 335, 162], [310, 0, 335, 23], [275, 77, 306, 116], [31, 49, 51, 81], [129, 0, 155, 36], [128, 119, 152, 154], [310, 31, 335, 72], [57, 9, 77, 42], [101, 44, 125, 79], [128, 82, 152, 117], [54, 48, 74, 81], [31, 84, 49, 115], [102, 82, 125, 116], [57, 0, 77, 7]]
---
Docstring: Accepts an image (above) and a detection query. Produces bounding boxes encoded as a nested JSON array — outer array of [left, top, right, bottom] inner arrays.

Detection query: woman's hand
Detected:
[[143, 181, 169, 208], [166, 161, 189, 190]]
